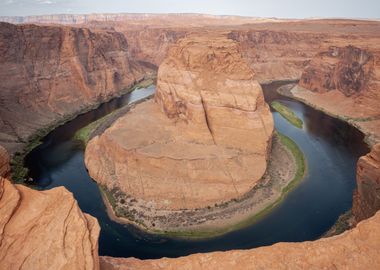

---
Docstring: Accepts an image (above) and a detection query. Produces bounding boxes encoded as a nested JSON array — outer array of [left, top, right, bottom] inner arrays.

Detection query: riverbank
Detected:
[[10, 75, 156, 183], [98, 131, 306, 239], [278, 84, 380, 147]]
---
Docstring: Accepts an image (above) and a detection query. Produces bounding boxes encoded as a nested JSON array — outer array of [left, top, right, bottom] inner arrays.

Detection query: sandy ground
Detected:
[[99, 133, 301, 237]]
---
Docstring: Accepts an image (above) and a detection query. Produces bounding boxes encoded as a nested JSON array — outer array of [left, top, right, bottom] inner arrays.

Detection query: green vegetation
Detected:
[[128, 132, 306, 239], [74, 78, 155, 145], [323, 210, 353, 237], [271, 100, 303, 129], [10, 76, 156, 183], [277, 132, 306, 193], [73, 114, 110, 144]]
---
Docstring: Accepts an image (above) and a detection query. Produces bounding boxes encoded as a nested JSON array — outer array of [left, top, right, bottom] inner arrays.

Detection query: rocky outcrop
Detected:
[[0, 22, 149, 154], [299, 46, 375, 96], [85, 34, 273, 221], [100, 210, 380, 270], [291, 45, 380, 145], [353, 144, 380, 223], [0, 146, 10, 178], [0, 176, 100, 270]]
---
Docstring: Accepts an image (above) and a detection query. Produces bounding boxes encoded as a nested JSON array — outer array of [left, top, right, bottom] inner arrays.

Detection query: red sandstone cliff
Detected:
[[0, 146, 100, 270], [0, 22, 150, 154], [353, 144, 380, 223], [291, 45, 380, 223]]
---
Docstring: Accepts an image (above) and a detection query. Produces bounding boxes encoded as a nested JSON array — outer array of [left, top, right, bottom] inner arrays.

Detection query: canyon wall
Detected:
[[293, 45, 380, 144], [292, 44, 380, 223], [0, 146, 100, 270], [0, 22, 149, 154], [353, 144, 380, 223], [0, 146, 10, 178]]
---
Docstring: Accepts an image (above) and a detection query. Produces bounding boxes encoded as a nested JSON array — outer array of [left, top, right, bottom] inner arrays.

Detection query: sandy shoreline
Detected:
[[97, 132, 305, 238]]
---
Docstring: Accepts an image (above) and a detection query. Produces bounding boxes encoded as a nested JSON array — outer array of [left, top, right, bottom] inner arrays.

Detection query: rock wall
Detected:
[[299, 46, 376, 97], [228, 30, 323, 82], [353, 144, 380, 223], [0, 22, 148, 153], [0, 176, 100, 270], [0, 146, 10, 178], [291, 44, 380, 223], [293, 45, 380, 145]]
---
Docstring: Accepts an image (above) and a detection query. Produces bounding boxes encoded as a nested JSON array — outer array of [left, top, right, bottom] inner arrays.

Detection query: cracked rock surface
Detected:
[[85, 34, 273, 211]]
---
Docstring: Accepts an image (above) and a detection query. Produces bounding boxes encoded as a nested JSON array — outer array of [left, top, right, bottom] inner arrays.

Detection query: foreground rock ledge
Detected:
[[100, 210, 380, 270], [85, 34, 273, 213], [0, 175, 100, 270]]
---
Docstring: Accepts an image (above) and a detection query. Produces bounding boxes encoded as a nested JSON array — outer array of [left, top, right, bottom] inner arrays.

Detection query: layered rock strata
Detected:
[[0, 176, 100, 270], [353, 144, 380, 223], [288, 45, 380, 223], [100, 210, 380, 270], [0, 146, 10, 177], [85, 34, 273, 223], [0, 22, 149, 154], [292, 45, 380, 145]]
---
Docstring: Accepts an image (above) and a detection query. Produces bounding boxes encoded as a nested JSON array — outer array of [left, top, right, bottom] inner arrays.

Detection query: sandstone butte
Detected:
[[85, 33, 274, 212]]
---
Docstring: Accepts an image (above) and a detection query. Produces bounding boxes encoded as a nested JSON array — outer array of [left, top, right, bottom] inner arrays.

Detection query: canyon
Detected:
[[0, 13, 380, 270], [0, 22, 151, 155]]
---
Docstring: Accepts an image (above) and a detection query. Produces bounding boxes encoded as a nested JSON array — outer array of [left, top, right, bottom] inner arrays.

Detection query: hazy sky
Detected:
[[0, 0, 378, 18]]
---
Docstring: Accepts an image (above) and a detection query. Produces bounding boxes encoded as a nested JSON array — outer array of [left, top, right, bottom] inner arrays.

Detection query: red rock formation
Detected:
[[353, 144, 380, 223], [299, 46, 375, 96], [292, 44, 380, 144], [0, 22, 149, 153], [100, 210, 380, 270], [85, 34, 273, 217], [0, 177, 100, 270], [0, 146, 10, 178]]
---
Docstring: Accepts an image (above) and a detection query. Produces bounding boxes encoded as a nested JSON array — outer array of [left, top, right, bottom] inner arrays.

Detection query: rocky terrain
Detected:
[[85, 33, 274, 231], [353, 144, 380, 223], [0, 146, 100, 270], [0, 22, 150, 154], [292, 45, 380, 145], [100, 210, 380, 270]]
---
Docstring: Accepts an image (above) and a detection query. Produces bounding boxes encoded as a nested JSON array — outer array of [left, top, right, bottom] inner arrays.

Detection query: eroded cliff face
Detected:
[[0, 176, 100, 270], [353, 144, 380, 223], [299, 46, 375, 96], [100, 210, 380, 270], [85, 34, 273, 215], [0, 146, 10, 178], [290, 45, 380, 223], [292, 45, 380, 145], [0, 22, 149, 153]]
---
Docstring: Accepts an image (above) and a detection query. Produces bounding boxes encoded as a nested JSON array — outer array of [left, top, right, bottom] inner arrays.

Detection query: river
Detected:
[[25, 82, 369, 259]]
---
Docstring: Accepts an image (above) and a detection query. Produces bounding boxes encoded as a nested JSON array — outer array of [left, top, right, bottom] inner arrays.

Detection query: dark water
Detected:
[[25, 82, 369, 259]]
